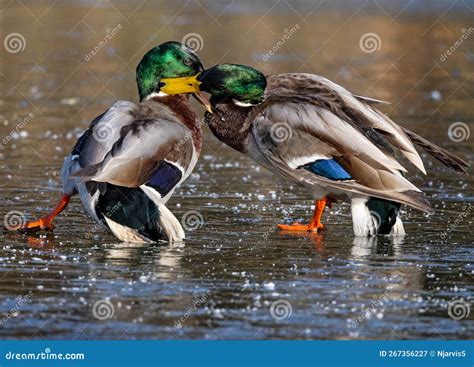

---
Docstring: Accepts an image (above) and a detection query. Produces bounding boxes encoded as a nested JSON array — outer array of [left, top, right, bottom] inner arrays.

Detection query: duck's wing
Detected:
[[247, 75, 434, 212], [72, 115, 195, 190], [353, 94, 390, 105], [353, 90, 468, 174], [262, 73, 469, 174], [71, 101, 138, 168], [259, 73, 428, 174], [61, 101, 138, 195]]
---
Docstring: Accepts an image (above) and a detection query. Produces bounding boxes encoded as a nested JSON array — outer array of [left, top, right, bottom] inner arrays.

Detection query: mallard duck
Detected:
[[160, 64, 469, 236], [12, 41, 211, 243]]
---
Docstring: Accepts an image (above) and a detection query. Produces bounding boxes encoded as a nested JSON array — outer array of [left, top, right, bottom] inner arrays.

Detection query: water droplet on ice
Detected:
[[263, 282, 275, 290]]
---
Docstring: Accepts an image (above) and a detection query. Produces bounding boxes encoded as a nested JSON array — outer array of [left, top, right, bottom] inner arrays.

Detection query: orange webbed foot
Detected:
[[7, 194, 71, 233], [277, 222, 325, 232], [277, 197, 333, 233], [20, 217, 55, 232]]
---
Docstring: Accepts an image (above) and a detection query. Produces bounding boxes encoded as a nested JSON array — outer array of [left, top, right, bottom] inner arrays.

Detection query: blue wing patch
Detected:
[[301, 159, 352, 180], [147, 161, 183, 196]]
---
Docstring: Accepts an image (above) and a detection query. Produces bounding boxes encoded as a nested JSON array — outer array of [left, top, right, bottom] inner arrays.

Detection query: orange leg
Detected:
[[19, 194, 71, 231], [277, 197, 332, 232]]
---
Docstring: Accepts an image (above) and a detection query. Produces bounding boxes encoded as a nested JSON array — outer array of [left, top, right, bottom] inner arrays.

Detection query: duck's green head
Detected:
[[136, 41, 204, 101], [160, 64, 267, 106]]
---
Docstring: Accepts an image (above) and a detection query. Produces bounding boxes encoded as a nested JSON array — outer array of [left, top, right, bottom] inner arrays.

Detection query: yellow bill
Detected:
[[160, 74, 201, 94], [160, 74, 212, 113]]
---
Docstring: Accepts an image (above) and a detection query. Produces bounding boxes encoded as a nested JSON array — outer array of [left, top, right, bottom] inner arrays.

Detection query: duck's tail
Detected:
[[351, 197, 405, 237]]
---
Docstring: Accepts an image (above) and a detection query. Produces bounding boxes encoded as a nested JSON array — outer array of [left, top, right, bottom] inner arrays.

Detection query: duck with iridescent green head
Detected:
[[11, 41, 211, 243], [160, 64, 469, 236]]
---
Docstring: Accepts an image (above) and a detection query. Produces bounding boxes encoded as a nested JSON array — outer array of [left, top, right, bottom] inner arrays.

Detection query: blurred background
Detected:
[[0, 0, 472, 340]]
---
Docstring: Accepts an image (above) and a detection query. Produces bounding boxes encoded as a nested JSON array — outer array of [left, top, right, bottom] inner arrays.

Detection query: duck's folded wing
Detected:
[[62, 101, 138, 194], [263, 74, 469, 175], [263, 74, 427, 174], [72, 118, 194, 188], [249, 102, 433, 213], [71, 101, 138, 168]]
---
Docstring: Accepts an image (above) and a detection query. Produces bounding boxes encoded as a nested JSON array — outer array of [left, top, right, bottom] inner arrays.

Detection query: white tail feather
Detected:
[[389, 216, 405, 236], [156, 200, 185, 242], [104, 217, 152, 243], [350, 198, 405, 237], [351, 198, 377, 236], [140, 185, 185, 242]]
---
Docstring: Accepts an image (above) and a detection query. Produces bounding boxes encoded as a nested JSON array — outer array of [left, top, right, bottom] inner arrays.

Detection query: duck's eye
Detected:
[[183, 59, 193, 66]]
